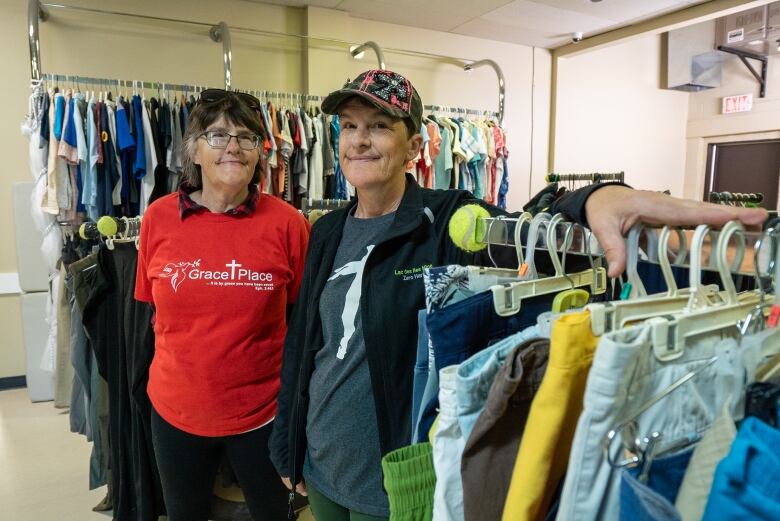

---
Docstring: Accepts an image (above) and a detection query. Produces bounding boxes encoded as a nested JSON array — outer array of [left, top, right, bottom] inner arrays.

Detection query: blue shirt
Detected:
[[53, 94, 65, 141], [132, 95, 146, 178]]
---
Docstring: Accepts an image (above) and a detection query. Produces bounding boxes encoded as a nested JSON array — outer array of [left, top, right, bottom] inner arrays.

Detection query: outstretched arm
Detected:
[[585, 186, 768, 277]]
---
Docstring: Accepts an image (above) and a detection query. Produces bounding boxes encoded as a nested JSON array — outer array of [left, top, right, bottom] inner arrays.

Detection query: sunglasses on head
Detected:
[[198, 89, 262, 112]]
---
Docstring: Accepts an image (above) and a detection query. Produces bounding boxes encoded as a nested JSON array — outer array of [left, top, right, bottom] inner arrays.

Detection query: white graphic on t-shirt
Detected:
[[159, 259, 275, 292], [329, 245, 374, 360], [159, 260, 201, 292]]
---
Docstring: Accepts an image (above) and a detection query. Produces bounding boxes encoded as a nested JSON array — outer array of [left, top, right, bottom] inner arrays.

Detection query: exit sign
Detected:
[[722, 94, 753, 114]]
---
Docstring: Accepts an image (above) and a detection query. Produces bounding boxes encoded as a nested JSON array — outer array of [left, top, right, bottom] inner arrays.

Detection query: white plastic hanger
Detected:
[[490, 213, 607, 317], [514, 212, 534, 270], [588, 225, 710, 336], [467, 212, 533, 281], [520, 213, 551, 280], [648, 220, 768, 361], [625, 224, 649, 299]]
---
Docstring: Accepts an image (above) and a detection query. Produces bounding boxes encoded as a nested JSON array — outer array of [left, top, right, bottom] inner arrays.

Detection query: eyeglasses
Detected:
[[199, 130, 260, 150], [199, 88, 261, 112]]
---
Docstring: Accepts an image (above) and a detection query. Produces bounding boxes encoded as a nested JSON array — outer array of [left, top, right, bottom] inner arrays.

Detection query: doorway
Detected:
[[703, 139, 780, 210]]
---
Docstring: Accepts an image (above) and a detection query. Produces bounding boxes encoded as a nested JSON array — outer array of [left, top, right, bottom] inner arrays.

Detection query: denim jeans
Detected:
[[411, 310, 433, 443], [619, 448, 693, 521], [455, 323, 547, 441], [416, 290, 555, 443]]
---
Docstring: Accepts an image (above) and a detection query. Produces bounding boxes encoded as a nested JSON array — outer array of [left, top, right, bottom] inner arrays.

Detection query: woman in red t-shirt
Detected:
[[135, 90, 310, 521]]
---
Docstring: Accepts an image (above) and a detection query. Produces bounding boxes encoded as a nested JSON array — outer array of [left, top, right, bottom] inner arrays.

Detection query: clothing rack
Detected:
[[425, 105, 500, 119], [545, 172, 625, 184], [40, 73, 325, 103], [709, 191, 763, 205], [29, 0, 500, 88]]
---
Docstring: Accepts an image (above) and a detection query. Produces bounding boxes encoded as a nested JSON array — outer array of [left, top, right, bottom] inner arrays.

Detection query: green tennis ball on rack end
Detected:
[[97, 216, 118, 237], [448, 204, 490, 252], [78, 223, 89, 240]]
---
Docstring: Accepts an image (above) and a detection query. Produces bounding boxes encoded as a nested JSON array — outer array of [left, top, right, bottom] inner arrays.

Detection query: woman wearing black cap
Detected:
[[269, 69, 766, 521]]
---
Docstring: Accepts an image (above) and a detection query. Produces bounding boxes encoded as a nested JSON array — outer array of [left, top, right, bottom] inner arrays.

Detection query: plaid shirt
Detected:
[[178, 182, 259, 219]]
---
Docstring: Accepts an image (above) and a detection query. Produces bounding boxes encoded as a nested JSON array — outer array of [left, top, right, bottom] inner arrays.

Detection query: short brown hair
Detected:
[[181, 95, 265, 189]]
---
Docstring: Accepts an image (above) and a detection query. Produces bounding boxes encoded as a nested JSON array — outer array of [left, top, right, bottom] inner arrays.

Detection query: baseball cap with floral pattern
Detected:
[[321, 69, 423, 132]]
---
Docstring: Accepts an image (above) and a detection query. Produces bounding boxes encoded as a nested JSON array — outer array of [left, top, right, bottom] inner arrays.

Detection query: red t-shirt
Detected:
[[135, 192, 310, 436]]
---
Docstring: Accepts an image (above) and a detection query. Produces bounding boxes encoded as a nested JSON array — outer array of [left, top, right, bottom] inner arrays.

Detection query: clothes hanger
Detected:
[[552, 221, 596, 313], [490, 213, 607, 317], [520, 213, 552, 280], [466, 213, 534, 282], [607, 225, 780, 472], [647, 221, 769, 362], [588, 225, 718, 336]]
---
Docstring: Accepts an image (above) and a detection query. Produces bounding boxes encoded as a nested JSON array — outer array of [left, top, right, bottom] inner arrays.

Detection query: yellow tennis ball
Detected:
[[448, 204, 490, 252]]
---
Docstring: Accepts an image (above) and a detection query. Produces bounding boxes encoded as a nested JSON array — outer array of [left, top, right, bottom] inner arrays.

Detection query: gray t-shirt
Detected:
[[303, 211, 395, 517]]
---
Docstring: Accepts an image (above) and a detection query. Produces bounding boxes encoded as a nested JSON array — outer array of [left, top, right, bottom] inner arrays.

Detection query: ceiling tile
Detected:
[[461, 0, 613, 36], [529, 0, 706, 23], [454, 17, 572, 47], [334, 0, 515, 32]]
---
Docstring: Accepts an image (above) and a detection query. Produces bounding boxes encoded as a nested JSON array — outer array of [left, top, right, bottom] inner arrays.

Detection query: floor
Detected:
[[0, 388, 314, 521], [0, 388, 109, 521]]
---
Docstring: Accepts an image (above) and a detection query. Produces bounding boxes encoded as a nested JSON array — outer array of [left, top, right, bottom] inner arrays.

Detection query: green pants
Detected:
[[306, 483, 389, 521], [381, 443, 435, 521]]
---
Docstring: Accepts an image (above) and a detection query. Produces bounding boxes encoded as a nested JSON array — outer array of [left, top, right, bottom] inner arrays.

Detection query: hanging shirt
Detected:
[[53, 92, 65, 141], [308, 115, 324, 200], [105, 101, 123, 207], [82, 97, 99, 220], [433, 122, 451, 190], [59, 92, 79, 165], [132, 95, 147, 177], [140, 100, 159, 214], [333, 115, 348, 200], [321, 113, 335, 177]]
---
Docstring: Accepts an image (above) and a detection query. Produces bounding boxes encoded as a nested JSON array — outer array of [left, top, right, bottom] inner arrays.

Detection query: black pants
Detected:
[[151, 408, 289, 521], [81, 243, 163, 521]]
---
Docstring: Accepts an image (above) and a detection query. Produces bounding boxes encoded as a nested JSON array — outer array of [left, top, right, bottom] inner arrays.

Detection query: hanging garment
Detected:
[[555, 322, 754, 521], [81, 244, 164, 521], [71, 252, 111, 490], [140, 99, 159, 212], [105, 100, 123, 207], [701, 417, 780, 520], [502, 310, 598, 521], [674, 403, 737, 521], [382, 443, 436, 521], [417, 278, 555, 444], [308, 113, 324, 200], [461, 338, 549, 521], [619, 448, 694, 521]]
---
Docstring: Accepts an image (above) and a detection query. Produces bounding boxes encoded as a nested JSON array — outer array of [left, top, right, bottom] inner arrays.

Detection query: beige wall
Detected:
[[553, 34, 690, 196], [684, 52, 780, 200], [304, 6, 549, 210], [0, 0, 545, 378]]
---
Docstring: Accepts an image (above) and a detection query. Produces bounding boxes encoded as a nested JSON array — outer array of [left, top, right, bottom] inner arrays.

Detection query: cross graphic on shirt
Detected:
[[226, 259, 243, 279]]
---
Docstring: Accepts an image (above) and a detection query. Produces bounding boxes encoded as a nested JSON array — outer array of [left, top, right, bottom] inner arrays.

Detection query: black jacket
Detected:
[[269, 174, 610, 485]]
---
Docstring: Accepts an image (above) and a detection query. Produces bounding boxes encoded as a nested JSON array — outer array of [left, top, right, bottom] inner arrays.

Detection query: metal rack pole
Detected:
[[463, 59, 505, 125], [28, 0, 49, 80], [210, 21, 233, 90]]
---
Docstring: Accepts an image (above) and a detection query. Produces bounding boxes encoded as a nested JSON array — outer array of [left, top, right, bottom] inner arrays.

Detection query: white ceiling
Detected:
[[244, 0, 708, 47]]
